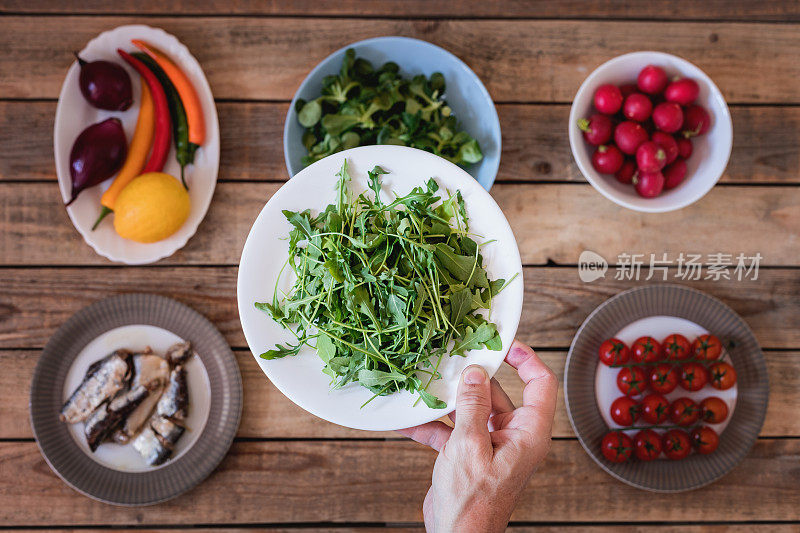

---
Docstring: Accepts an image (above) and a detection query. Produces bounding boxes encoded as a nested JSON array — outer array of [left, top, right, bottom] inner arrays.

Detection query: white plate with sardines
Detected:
[[237, 145, 524, 432], [30, 294, 241, 505], [54, 24, 220, 265]]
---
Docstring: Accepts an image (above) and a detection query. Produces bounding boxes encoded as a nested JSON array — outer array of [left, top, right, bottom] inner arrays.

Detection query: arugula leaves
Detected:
[[296, 48, 483, 168], [256, 161, 513, 408]]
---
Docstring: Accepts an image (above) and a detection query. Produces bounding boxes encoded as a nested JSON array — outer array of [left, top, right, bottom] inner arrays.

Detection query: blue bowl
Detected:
[[283, 36, 502, 190]]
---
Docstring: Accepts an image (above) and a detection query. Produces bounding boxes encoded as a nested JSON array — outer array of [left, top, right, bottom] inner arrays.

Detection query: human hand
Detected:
[[398, 340, 558, 532]]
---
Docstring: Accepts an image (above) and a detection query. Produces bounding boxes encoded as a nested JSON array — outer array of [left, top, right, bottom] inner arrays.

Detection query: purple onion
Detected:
[[67, 118, 127, 206], [76, 54, 133, 111]]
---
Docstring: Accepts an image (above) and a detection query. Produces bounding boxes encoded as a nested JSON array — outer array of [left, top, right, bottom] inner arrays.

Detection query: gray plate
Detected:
[[29, 293, 242, 506], [565, 285, 768, 492]]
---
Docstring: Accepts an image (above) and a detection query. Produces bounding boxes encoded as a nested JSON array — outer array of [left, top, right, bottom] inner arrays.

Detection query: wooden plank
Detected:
[[1, 182, 799, 266], [0, 439, 798, 525], [2, 347, 797, 440], [2, 1, 799, 20], [1, 267, 797, 350], [2, 17, 800, 103], [2, 523, 796, 532], [4, 101, 800, 185]]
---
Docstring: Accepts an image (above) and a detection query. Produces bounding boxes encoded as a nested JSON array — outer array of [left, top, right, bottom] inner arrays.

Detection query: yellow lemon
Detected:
[[113, 172, 191, 243]]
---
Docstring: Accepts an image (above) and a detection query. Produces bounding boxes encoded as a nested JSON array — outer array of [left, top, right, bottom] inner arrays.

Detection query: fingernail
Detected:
[[463, 365, 487, 385]]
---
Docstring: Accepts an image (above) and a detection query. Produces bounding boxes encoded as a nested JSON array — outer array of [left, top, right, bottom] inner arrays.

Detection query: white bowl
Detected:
[[569, 51, 732, 213], [237, 145, 523, 431], [54, 25, 220, 264]]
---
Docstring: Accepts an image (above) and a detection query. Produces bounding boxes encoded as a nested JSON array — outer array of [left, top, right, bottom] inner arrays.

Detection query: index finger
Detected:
[[505, 340, 558, 418]]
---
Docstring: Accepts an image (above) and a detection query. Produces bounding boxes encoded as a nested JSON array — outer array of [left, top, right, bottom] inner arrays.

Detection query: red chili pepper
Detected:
[[117, 48, 171, 173]]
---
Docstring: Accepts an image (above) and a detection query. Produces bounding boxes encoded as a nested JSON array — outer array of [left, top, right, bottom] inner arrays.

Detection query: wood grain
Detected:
[[2, 1, 799, 20], [3, 347, 797, 440], [4, 526, 794, 532], [2, 182, 799, 266], [2, 17, 800, 103], [1, 267, 797, 350], [4, 101, 799, 184], [1, 439, 798, 525]]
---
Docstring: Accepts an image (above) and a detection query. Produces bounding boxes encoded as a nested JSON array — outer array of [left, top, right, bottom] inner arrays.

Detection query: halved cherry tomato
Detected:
[[617, 366, 648, 397], [663, 333, 691, 361], [632, 336, 661, 364], [610, 396, 640, 426], [700, 396, 729, 424], [640, 393, 670, 425], [679, 362, 709, 391], [634, 429, 662, 461], [663, 429, 692, 460], [599, 338, 630, 366], [709, 362, 737, 390], [648, 363, 679, 394], [693, 334, 722, 361], [691, 426, 720, 454], [601, 431, 633, 463], [669, 397, 701, 426]]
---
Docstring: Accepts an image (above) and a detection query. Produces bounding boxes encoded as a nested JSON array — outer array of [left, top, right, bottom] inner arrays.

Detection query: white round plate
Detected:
[[54, 24, 220, 264], [595, 316, 737, 446], [237, 145, 523, 431], [63, 325, 211, 472]]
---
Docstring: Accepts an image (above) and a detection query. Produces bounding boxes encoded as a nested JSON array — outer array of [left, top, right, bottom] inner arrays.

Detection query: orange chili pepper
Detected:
[[131, 39, 205, 146], [92, 81, 155, 230]]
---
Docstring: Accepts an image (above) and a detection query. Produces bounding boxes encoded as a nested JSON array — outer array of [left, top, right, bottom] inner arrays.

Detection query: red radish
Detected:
[[683, 105, 711, 136], [594, 84, 624, 114], [652, 102, 684, 133], [634, 170, 665, 198], [663, 159, 688, 189], [592, 144, 624, 174], [578, 114, 613, 145], [665, 78, 700, 105], [623, 93, 653, 122], [677, 137, 693, 158], [651, 131, 679, 164], [637, 65, 668, 95], [615, 159, 637, 184], [614, 121, 649, 155], [620, 83, 638, 97], [636, 141, 667, 172]]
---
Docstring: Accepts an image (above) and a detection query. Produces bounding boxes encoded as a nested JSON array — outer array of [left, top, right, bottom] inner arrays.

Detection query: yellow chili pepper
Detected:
[[92, 81, 155, 230]]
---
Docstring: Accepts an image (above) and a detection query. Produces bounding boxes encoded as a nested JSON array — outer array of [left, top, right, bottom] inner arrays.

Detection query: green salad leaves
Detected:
[[296, 49, 483, 168], [256, 161, 513, 408]]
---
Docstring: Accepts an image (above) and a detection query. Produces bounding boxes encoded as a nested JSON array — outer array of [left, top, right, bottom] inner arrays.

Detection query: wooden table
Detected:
[[1, 2, 799, 530]]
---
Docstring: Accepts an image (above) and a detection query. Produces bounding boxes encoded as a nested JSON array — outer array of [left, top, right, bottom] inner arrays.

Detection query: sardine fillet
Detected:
[[60, 350, 131, 424]]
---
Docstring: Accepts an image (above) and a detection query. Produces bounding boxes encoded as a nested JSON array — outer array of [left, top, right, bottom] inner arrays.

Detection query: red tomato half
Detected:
[[648, 363, 679, 394], [632, 336, 662, 364], [709, 362, 737, 390], [640, 393, 670, 425], [693, 334, 722, 361], [617, 366, 648, 397], [670, 397, 701, 426], [601, 431, 633, 463], [679, 362, 709, 391], [610, 396, 640, 426], [663, 333, 691, 361], [701, 396, 729, 424], [634, 429, 662, 461], [599, 338, 630, 366], [691, 426, 720, 454], [663, 429, 692, 460]]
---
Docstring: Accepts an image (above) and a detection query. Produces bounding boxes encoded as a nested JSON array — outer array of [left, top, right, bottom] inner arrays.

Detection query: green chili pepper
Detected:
[[132, 52, 196, 189]]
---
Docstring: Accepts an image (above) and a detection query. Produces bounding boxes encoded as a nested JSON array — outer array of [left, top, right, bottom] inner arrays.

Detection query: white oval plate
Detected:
[[237, 145, 524, 431], [54, 24, 220, 264]]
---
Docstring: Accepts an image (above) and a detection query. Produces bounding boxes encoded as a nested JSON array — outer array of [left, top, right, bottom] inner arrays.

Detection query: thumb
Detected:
[[453, 365, 492, 449]]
